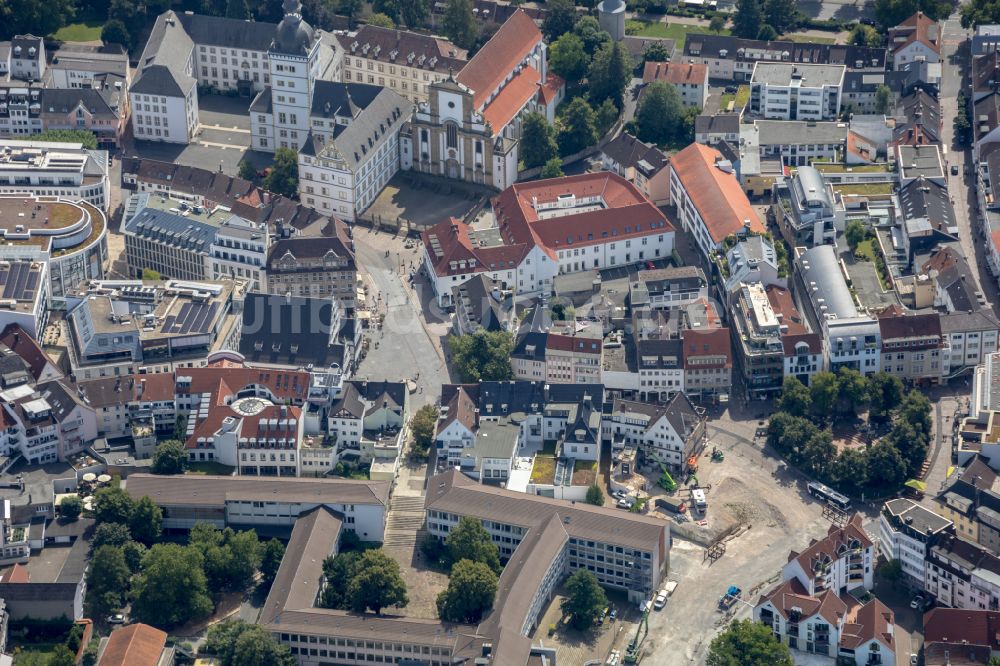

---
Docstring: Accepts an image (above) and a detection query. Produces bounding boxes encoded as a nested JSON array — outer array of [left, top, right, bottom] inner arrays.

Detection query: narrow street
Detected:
[[940, 15, 1000, 318]]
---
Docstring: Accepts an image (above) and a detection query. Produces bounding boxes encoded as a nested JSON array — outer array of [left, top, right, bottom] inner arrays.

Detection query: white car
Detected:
[[107, 614, 125, 624], [653, 591, 668, 610]]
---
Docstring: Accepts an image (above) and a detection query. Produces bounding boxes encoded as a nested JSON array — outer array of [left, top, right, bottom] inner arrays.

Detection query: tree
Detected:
[[319, 551, 362, 609], [709, 15, 728, 33], [446, 516, 501, 573], [867, 372, 904, 423], [348, 550, 408, 614], [447, 330, 514, 382], [141, 268, 162, 280], [122, 540, 147, 573], [133, 543, 213, 628], [589, 41, 632, 109], [558, 97, 598, 155], [60, 495, 82, 520], [763, 0, 799, 33], [204, 619, 295, 666], [802, 431, 836, 477], [31, 130, 97, 150], [129, 496, 163, 545], [238, 159, 258, 182], [261, 538, 286, 584], [595, 98, 619, 136], [585, 484, 604, 506], [86, 546, 130, 618], [190, 524, 263, 594], [262, 147, 298, 198], [865, 441, 907, 492], [540, 158, 564, 179], [809, 371, 839, 418], [778, 376, 811, 418], [0, 0, 75, 40], [338, 0, 363, 27], [573, 15, 610, 55], [93, 486, 133, 526], [849, 24, 882, 47], [830, 448, 868, 496], [399, 0, 429, 27], [874, 85, 893, 115], [151, 440, 187, 475], [707, 618, 793, 666], [437, 559, 498, 623], [101, 20, 131, 48], [174, 414, 188, 441], [836, 368, 869, 413], [410, 404, 438, 456], [560, 570, 607, 630], [520, 112, 558, 169], [899, 390, 933, 438], [372, 0, 400, 21], [757, 24, 779, 40], [367, 12, 395, 27], [226, 0, 251, 19], [731, 0, 764, 38], [48, 645, 77, 666], [643, 41, 671, 64], [886, 420, 927, 478], [636, 81, 685, 146], [845, 219, 868, 250], [955, 91, 973, 145], [443, 0, 478, 51], [549, 33, 589, 85], [543, 0, 577, 40], [92, 522, 132, 550]]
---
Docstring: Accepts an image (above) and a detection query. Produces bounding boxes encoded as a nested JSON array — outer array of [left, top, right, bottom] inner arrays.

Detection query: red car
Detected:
[[645, 261, 656, 270]]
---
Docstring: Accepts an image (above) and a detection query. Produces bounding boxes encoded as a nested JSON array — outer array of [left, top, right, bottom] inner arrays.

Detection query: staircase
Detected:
[[383, 495, 427, 549]]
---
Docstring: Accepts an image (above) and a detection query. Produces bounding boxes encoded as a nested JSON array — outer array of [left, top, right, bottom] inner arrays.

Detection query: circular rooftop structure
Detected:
[[231, 396, 273, 416]]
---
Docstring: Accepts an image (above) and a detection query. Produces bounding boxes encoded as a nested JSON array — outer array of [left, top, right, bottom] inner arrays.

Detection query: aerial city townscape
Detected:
[[4, 0, 1000, 664]]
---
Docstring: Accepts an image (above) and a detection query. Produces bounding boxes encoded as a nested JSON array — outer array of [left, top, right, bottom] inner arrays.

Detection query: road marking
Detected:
[[201, 124, 251, 134]]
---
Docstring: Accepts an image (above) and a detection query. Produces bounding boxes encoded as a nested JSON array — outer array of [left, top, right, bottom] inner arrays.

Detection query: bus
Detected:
[[807, 481, 851, 512]]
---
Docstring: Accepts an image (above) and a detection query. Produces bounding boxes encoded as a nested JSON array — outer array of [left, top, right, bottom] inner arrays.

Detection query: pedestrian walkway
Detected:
[[383, 495, 427, 549]]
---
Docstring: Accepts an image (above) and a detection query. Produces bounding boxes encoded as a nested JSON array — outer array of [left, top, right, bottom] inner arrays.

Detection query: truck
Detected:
[[691, 488, 707, 512], [655, 496, 687, 514], [718, 586, 741, 610]]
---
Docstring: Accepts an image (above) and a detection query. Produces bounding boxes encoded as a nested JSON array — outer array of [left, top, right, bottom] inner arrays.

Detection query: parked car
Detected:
[[653, 590, 668, 610], [910, 594, 924, 610], [107, 614, 125, 624], [609, 608, 617, 621], [645, 261, 656, 270], [617, 497, 634, 510], [951, 165, 959, 175]]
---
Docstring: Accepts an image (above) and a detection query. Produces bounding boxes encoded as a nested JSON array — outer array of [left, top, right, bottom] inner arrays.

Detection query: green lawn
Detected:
[[719, 86, 749, 111], [52, 11, 104, 42], [186, 461, 236, 476], [835, 183, 895, 196], [814, 163, 892, 174], [627, 20, 729, 50], [854, 239, 877, 262], [13, 644, 62, 666], [783, 33, 837, 44]]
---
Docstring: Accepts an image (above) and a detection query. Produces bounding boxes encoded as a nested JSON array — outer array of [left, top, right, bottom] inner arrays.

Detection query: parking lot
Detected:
[[365, 172, 491, 231]]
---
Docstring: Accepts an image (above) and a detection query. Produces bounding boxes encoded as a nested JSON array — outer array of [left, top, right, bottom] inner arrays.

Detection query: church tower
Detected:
[[265, 0, 320, 150]]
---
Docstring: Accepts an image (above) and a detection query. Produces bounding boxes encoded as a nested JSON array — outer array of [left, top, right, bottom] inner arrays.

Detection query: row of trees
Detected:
[[436, 517, 500, 623], [770, 371, 932, 496], [731, 0, 801, 40], [86, 485, 285, 628]]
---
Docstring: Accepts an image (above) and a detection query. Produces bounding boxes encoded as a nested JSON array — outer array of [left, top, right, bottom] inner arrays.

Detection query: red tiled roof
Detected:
[[545, 333, 602, 355], [456, 9, 541, 109], [764, 285, 808, 335], [890, 11, 940, 55], [642, 61, 707, 86], [681, 327, 731, 369], [924, 608, 1000, 651], [789, 514, 873, 582], [841, 598, 895, 652], [781, 332, 822, 357], [670, 143, 764, 245], [3, 563, 29, 583], [758, 577, 847, 627], [423, 173, 672, 278], [99, 623, 167, 666], [482, 65, 540, 131], [538, 73, 564, 106], [0, 324, 54, 381]]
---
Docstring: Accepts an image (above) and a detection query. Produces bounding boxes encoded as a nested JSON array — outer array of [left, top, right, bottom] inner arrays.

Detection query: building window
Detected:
[[446, 123, 458, 150]]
